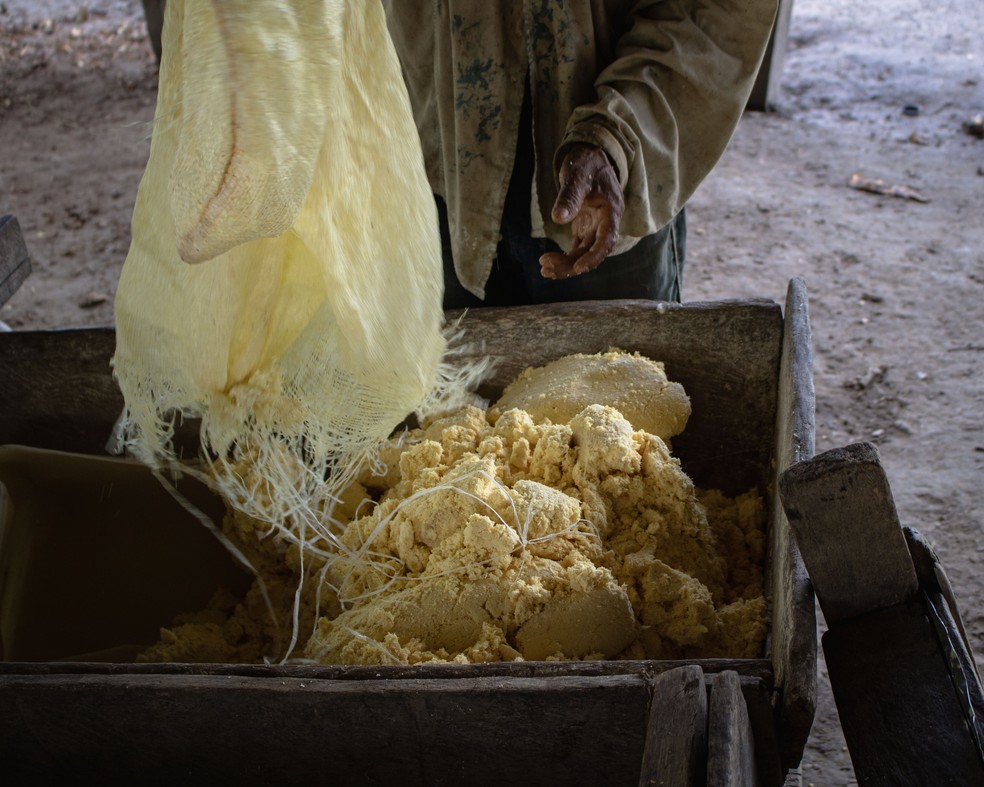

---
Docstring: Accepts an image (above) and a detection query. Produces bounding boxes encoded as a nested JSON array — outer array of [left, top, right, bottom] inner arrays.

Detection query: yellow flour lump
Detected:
[[139, 350, 768, 665]]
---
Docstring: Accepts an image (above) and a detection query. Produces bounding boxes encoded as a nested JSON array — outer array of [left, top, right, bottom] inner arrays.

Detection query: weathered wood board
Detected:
[[0, 327, 120, 452], [639, 665, 708, 786], [824, 602, 984, 786], [707, 671, 759, 786], [780, 442, 919, 625], [0, 672, 650, 785], [780, 442, 984, 785], [768, 280, 817, 771]]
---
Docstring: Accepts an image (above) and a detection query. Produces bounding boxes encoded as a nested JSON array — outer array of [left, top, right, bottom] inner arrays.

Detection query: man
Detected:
[[382, 1, 779, 309]]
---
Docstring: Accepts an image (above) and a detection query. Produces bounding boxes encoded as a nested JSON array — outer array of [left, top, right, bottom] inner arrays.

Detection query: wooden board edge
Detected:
[[770, 278, 818, 771]]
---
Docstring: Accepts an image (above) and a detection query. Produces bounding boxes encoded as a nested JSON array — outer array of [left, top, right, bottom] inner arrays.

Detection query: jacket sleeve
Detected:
[[557, 0, 779, 241]]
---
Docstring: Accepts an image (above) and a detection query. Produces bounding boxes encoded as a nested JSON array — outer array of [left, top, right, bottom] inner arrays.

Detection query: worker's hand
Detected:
[[539, 143, 624, 279]]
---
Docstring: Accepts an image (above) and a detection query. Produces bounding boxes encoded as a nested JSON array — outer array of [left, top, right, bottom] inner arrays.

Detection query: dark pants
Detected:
[[439, 199, 686, 309], [439, 76, 686, 310]]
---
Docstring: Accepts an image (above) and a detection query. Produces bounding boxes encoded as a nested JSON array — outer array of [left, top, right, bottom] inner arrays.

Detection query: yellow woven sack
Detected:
[[113, 0, 470, 527]]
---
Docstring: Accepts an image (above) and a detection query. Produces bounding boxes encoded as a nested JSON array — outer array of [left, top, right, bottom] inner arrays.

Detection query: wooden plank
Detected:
[[638, 665, 708, 787], [905, 529, 984, 758], [905, 527, 978, 661], [0, 300, 784, 493], [0, 673, 649, 785], [707, 670, 759, 786], [823, 601, 984, 786], [769, 278, 817, 771], [0, 658, 776, 684], [733, 675, 784, 787], [778, 441, 919, 625], [0, 215, 31, 308], [0, 328, 121, 453]]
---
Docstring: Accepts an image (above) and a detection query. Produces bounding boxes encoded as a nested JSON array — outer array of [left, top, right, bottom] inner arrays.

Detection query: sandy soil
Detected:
[[1, 1, 982, 784]]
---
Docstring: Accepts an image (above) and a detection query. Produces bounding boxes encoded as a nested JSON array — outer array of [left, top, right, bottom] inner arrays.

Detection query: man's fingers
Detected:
[[571, 235, 612, 276], [539, 209, 619, 279], [542, 143, 625, 279], [539, 245, 589, 279], [552, 173, 590, 225]]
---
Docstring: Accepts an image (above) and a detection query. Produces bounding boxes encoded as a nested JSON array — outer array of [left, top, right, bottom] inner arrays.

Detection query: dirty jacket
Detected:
[[382, 0, 779, 299]]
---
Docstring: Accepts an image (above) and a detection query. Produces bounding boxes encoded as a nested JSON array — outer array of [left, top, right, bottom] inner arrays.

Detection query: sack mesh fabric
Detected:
[[113, 0, 478, 529]]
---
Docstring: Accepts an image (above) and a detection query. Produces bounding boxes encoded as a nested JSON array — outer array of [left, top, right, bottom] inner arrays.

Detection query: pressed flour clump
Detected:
[[140, 350, 768, 665], [491, 348, 691, 441]]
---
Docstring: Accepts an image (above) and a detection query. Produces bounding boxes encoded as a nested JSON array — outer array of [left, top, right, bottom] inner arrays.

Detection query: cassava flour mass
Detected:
[[140, 350, 769, 665]]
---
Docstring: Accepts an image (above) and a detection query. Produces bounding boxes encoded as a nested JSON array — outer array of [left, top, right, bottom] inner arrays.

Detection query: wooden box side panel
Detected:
[[0, 327, 120, 453], [0, 301, 784, 496], [0, 673, 649, 785], [769, 279, 818, 771]]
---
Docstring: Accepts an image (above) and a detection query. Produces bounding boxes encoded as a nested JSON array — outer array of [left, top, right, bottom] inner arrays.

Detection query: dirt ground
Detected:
[[1, 1, 982, 784]]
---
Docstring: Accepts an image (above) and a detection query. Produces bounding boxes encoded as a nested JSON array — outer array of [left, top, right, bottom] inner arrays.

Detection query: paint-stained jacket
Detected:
[[382, 0, 779, 298]]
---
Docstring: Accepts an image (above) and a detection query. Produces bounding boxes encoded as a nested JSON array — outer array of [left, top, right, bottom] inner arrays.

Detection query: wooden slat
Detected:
[[0, 215, 31, 308], [638, 665, 708, 787], [905, 527, 978, 661], [0, 673, 649, 785], [0, 658, 776, 684], [0, 301, 785, 496], [0, 328, 120, 453], [905, 529, 984, 758], [707, 670, 759, 786], [734, 675, 784, 787], [823, 601, 984, 786], [779, 441, 919, 625], [769, 278, 817, 771]]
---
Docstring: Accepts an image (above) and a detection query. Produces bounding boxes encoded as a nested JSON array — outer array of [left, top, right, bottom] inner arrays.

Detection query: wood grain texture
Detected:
[[638, 665, 707, 787], [0, 658, 775, 683], [0, 327, 121, 452], [769, 278, 817, 771], [728, 674, 784, 787], [0, 215, 31, 307], [779, 441, 919, 625], [905, 527, 977, 658], [0, 301, 785, 494], [0, 673, 649, 785], [823, 601, 984, 786], [905, 529, 984, 761], [706, 670, 759, 786]]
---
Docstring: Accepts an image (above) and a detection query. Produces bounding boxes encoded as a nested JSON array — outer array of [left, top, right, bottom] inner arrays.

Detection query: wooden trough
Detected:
[[0, 280, 817, 785]]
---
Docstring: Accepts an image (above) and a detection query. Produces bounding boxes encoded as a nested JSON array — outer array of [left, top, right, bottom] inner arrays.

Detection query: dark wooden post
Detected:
[[747, 0, 795, 111], [779, 442, 984, 785]]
